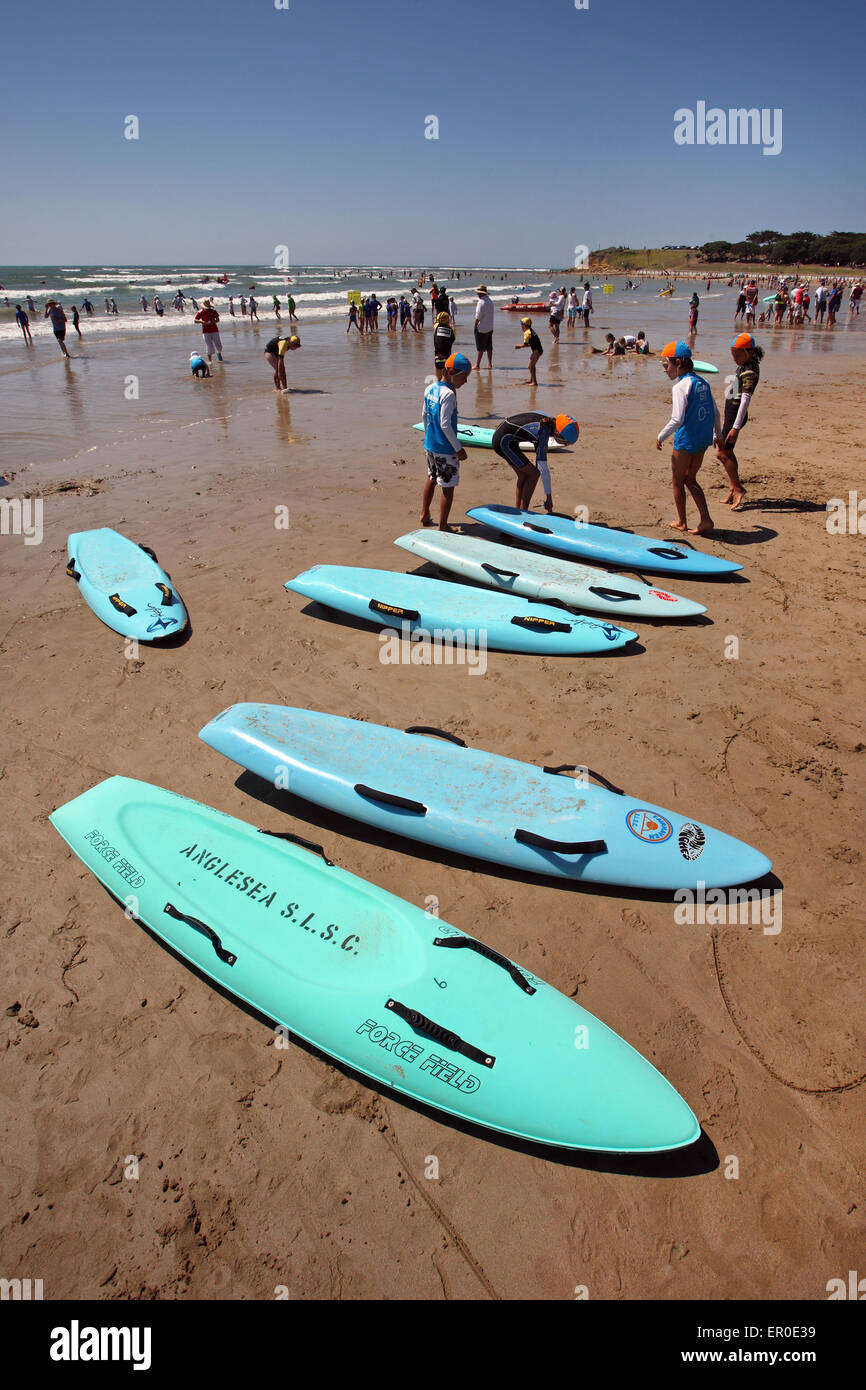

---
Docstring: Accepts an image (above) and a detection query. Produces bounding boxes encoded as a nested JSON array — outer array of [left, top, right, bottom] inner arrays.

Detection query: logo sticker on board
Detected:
[[678, 823, 706, 860], [648, 589, 678, 603], [601, 623, 621, 641], [145, 603, 178, 633], [626, 810, 673, 844]]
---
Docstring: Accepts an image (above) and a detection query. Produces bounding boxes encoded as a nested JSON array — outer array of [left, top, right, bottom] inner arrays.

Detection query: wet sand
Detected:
[[1, 306, 864, 1300]]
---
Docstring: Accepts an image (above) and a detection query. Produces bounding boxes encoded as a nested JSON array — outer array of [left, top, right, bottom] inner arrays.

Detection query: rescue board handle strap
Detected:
[[163, 903, 237, 966], [481, 562, 520, 578], [542, 765, 624, 795], [514, 828, 607, 856], [258, 828, 334, 865], [433, 935, 536, 996], [404, 726, 467, 747], [354, 784, 427, 815], [385, 999, 495, 1069]]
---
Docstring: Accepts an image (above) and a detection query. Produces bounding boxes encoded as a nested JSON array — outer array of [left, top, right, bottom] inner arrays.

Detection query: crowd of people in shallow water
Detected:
[[6, 266, 861, 542]]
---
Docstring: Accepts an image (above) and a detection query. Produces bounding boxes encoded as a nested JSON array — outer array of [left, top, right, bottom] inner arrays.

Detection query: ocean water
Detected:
[[0, 265, 556, 344]]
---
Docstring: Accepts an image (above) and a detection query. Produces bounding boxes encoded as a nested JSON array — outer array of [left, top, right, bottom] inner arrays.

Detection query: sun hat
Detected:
[[475, 284, 488, 293]]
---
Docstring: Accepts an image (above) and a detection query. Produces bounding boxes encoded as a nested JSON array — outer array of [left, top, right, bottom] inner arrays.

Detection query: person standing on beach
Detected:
[[194, 298, 223, 362], [715, 331, 763, 512], [249, 294, 259, 321], [567, 286, 580, 328], [153, 294, 164, 317], [473, 283, 494, 369], [44, 301, 70, 357], [140, 294, 149, 312], [733, 287, 746, 323], [656, 339, 720, 535], [433, 310, 456, 379], [744, 281, 758, 326], [240, 296, 247, 317], [71, 305, 82, 338], [26, 294, 36, 313], [273, 295, 281, 319], [515, 316, 543, 385], [287, 293, 297, 322], [82, 297, 93, 316], [110, 298, 119, 315], [548, 287, 564, 341], [347, 300, 360, 333], [581, 282, 593, 327], [15, 305, 33, 345], [689, 291, 699, 333], [826, 283, 841, 327], [449, 293, 457, 326], [420, 351, 471, 531], [263, 332, 301, 390], [399, 295, 414, 332], [491, 411, 578, 513]]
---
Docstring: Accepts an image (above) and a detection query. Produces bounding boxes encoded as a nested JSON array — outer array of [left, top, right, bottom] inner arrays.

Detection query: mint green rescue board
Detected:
[[50, 777, 699, 1154]]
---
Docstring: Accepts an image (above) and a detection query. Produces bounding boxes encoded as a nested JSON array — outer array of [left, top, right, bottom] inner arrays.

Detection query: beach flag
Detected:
[[348, 291, 361, 306], [603, 284, 613, 295]]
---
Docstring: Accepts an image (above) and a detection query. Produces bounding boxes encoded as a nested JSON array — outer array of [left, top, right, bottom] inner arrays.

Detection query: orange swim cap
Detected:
[[554, 413, 579, 443]]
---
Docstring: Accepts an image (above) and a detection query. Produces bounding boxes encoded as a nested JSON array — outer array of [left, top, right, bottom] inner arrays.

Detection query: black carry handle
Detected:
[[66, 557, 81, 582], [138, 543, 158, 561], [522, 522, 553, 534], [587, 584, 638, 603], [369, 598, 420, 621], [258, 828, 334, 865], [433, 935, 535, 996], [514, 828, 607, 856], [385, 998, 495, 1069], [164, 902, 237, 966], [405, 726, 467, 747], [647, 546, 687, 561], [108, 593, 137, 616], [354, 783, 427, 815], [511, 614, 572, 633], [542, 764, 625, 795], [481, 562, 520, 579], [155, 582, 175, 607]]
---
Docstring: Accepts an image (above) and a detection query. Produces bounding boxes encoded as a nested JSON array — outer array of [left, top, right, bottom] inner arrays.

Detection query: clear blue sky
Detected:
[[2, 0, 864, 264]]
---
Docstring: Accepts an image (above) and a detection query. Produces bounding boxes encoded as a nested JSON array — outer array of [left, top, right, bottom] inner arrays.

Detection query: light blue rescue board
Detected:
[[66, 528, 188, 640], [467, 506, 742, 578], [284, 565, 636, 654], [199, 706, 772, 890]]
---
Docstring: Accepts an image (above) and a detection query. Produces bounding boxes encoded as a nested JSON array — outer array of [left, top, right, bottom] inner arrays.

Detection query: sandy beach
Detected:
[[1, 289, 864, 1302]]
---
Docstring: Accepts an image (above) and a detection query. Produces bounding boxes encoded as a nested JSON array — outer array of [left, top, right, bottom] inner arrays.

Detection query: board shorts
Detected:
[[567, 307, 577, 320], [426, 452, 460, 488], [53, 328, 66, 340], [474, 328, 493, 352], [203, 332, 222, 353]]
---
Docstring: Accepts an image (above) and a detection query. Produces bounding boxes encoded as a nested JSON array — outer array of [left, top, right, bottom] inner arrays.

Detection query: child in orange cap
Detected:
[[715, 333, 764, 510], [656, 341, 720, 535]]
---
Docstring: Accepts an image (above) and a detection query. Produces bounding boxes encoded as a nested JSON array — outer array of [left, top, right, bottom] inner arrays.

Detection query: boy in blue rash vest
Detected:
[[420, 351, 471, 531], [656, 340, 720, 535], [491, 412, 578, 513]]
